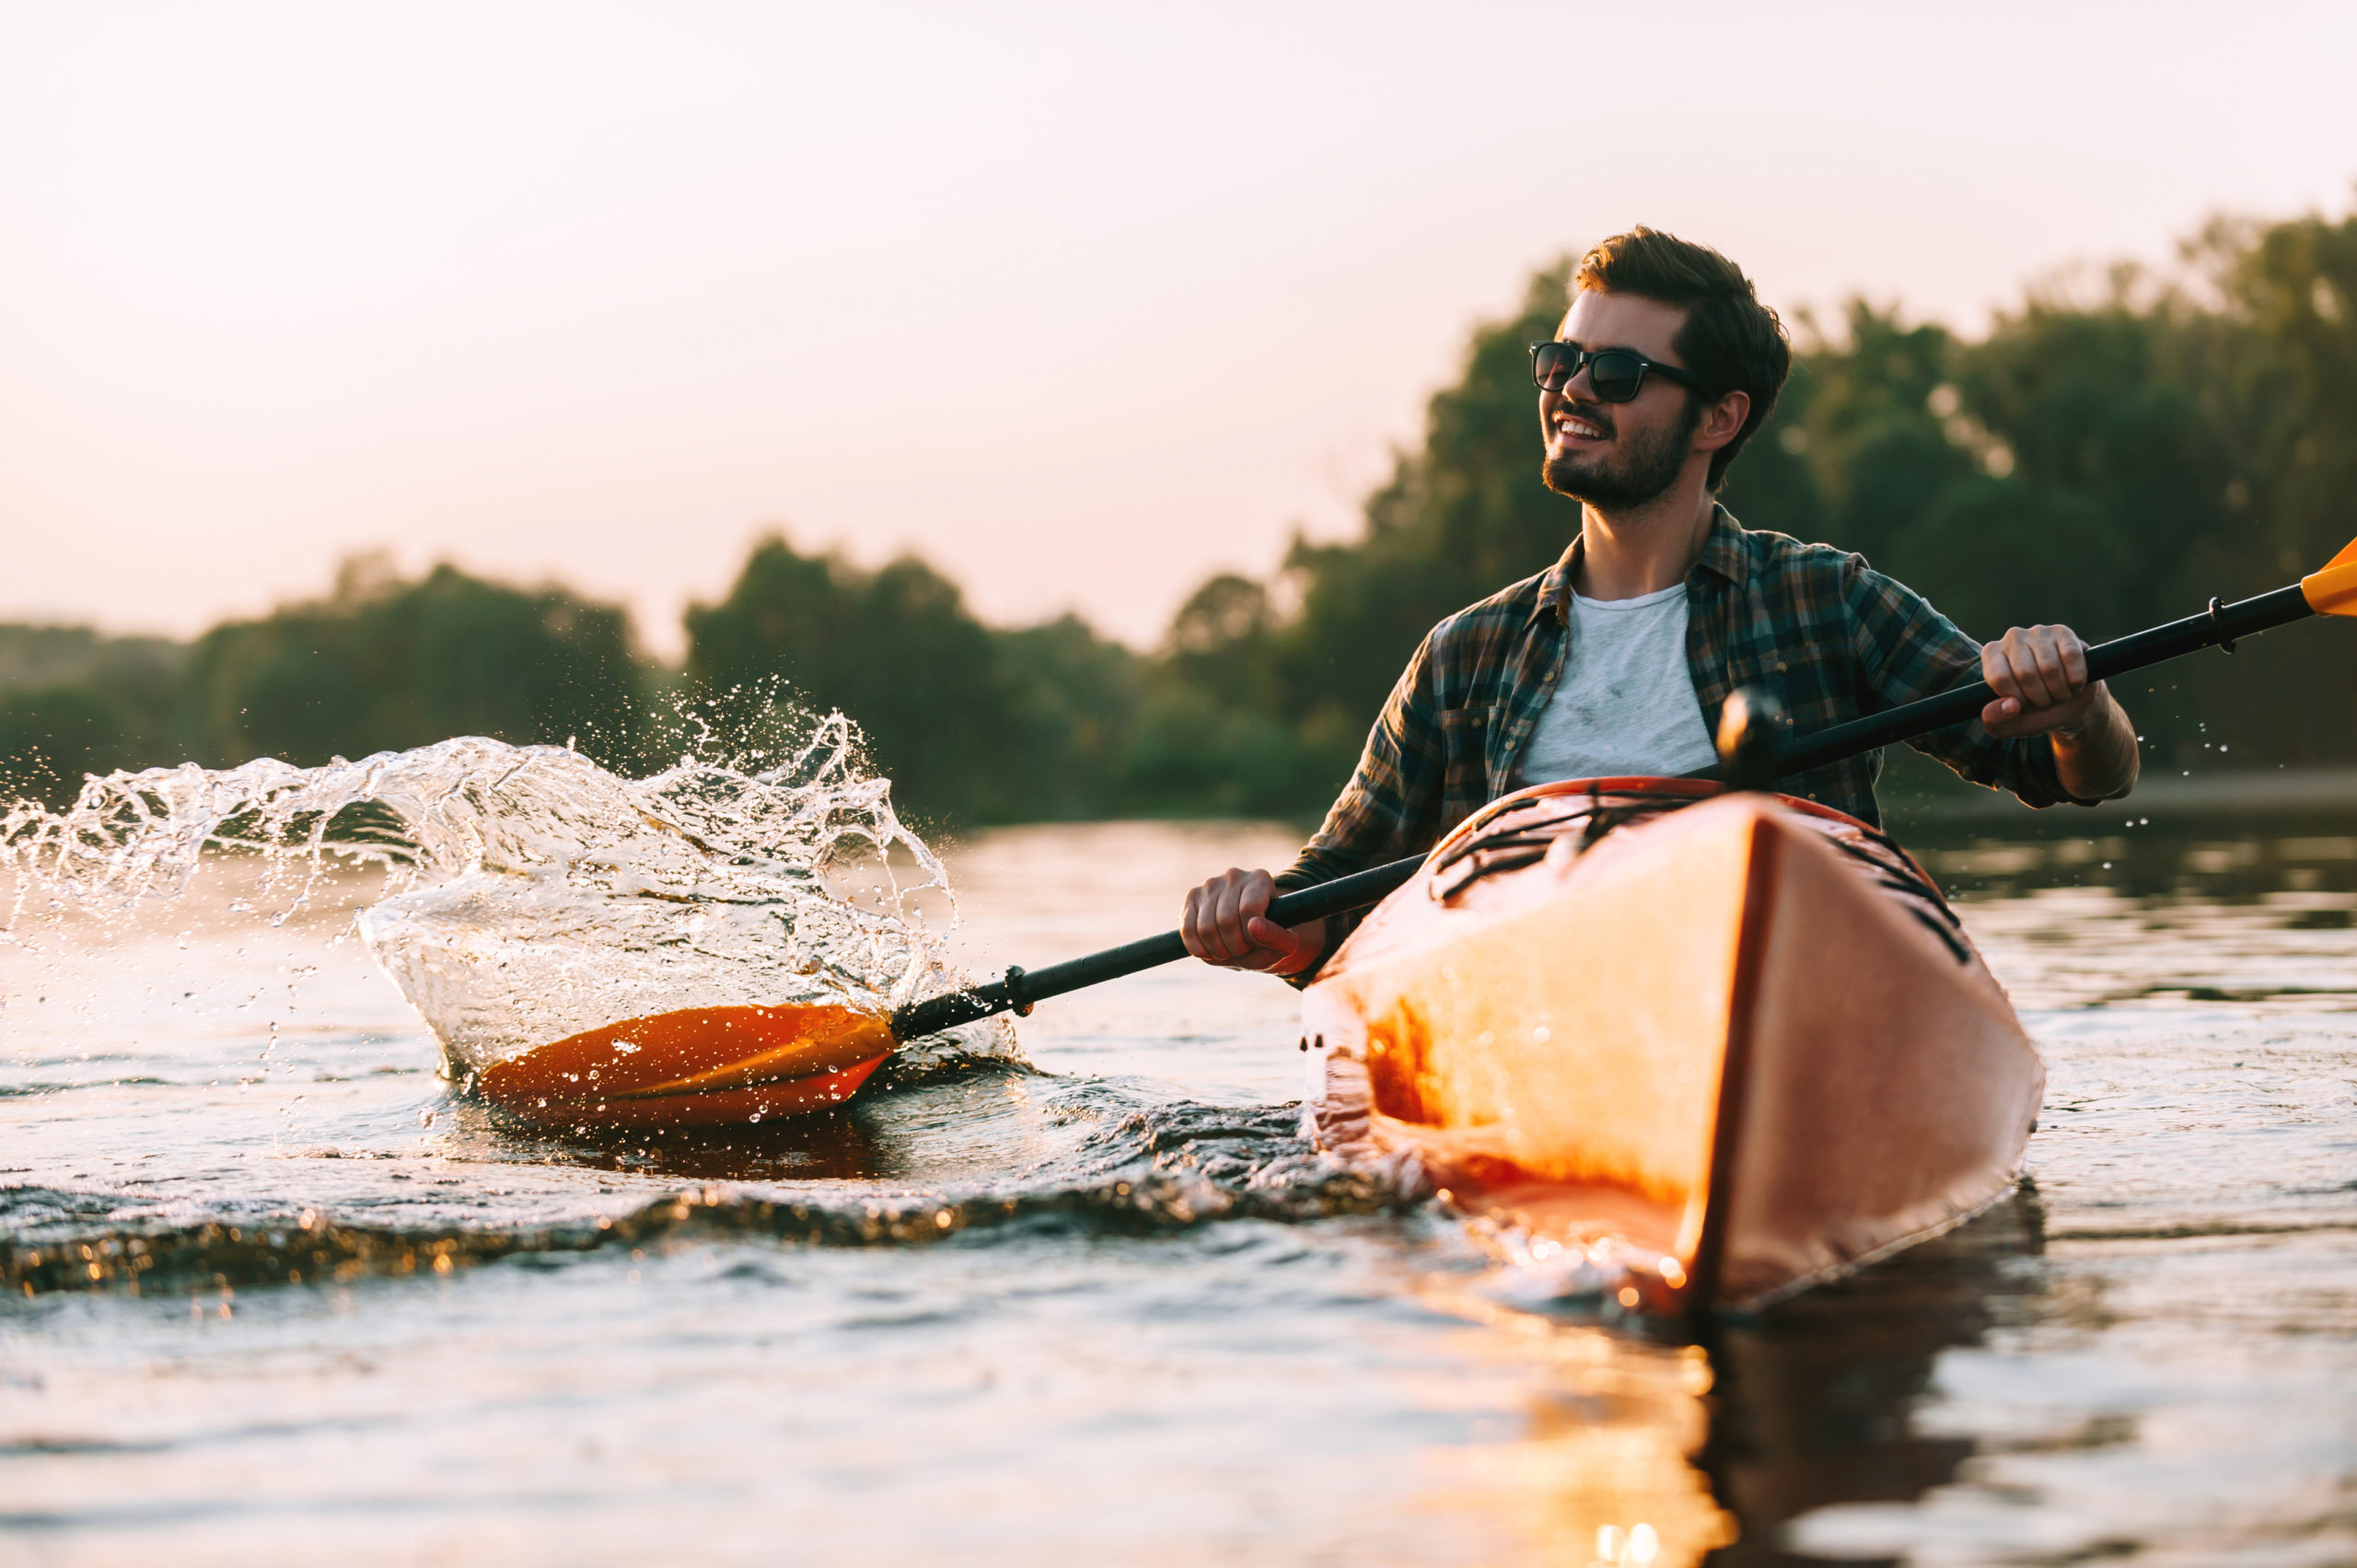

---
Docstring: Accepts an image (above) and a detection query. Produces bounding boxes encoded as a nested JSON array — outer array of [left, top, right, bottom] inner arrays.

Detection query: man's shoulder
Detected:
[[1431, 566, 1554, 638], [1394, 565, 1559, 703], [1717, 516, 1955, 653], [1715, 519, 1895, 616], [1729, 522, 1863, 578]]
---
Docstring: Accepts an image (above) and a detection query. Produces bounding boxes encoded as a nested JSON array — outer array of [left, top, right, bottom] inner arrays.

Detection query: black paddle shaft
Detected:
[[1725, 581, 2315, 782], [889, 580, 2318, 1041], [888, 858, 1424, 1040]]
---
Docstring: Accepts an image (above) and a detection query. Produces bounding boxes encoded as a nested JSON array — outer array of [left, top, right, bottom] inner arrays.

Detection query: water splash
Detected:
[[0, 714, 1007, 1094]]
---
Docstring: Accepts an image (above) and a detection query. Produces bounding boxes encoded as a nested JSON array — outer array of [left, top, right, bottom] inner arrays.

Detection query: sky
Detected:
[[4, 2, 2355, 659]]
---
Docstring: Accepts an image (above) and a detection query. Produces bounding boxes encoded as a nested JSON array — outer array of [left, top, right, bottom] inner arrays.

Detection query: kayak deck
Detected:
[[1301, 779, 2043, 1312]]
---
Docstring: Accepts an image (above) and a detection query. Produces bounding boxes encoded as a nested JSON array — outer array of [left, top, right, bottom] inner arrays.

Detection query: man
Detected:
[[1182, 226, 2139, 980]]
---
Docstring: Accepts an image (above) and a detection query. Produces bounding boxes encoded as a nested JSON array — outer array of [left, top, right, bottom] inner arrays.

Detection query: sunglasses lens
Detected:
[[1532, 343, 1572, 391], [1588, 351, 1646, 402]]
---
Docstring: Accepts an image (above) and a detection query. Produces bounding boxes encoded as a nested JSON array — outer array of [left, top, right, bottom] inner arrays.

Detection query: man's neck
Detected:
[[1571, 487, 1720, 601]]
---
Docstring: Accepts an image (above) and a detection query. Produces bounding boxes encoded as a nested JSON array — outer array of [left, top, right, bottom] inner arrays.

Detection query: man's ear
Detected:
[[1691, 389, 1751, 453]]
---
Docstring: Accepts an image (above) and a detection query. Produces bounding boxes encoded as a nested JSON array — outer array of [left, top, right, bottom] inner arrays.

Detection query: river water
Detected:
[[4, 812, 2354, 1565]]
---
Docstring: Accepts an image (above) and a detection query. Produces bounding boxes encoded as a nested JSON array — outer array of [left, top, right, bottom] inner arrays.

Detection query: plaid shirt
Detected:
[[1278, 507, 2085, 958]]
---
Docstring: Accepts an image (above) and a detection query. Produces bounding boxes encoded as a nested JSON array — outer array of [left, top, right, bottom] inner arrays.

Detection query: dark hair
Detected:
[[1573, 227, 1791, 489]]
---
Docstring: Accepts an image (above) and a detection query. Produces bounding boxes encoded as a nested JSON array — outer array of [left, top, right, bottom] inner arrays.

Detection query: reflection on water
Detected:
[[1412, 1191, 2045, 1568], [1423, 1291, 1736, 1564], [1698, 1193, 2044, 1565], [1916, 827, 2357, 900], [476, 1097, 893, 1183], [4, 818, 2355, 1565]]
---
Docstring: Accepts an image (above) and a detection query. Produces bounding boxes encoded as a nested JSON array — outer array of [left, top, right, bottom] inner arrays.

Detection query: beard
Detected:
[[1540, 396, 1701, 508]]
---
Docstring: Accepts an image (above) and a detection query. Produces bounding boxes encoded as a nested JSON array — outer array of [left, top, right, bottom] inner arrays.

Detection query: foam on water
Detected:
[[0, 716, 1011, 1087]]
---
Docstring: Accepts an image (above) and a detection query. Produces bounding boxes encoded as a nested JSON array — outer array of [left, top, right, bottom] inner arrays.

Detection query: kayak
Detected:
[[1298, 778, 2044, 1313]]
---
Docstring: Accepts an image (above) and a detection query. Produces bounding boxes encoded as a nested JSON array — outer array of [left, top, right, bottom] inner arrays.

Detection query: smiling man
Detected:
[[1181, 226, 2141, 980]]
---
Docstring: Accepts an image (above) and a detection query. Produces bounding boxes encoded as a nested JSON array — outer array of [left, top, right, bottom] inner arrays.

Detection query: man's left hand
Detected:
[[1980, 623, 2105, 738]]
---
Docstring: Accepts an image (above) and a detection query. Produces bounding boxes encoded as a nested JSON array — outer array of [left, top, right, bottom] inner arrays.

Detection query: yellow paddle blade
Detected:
[[2302, 534, 2357, 616]]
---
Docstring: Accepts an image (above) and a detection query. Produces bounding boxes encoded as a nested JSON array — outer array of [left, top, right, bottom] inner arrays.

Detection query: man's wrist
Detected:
[[2049, 685, 2137, 798], [2049, 682, 2109, 741], [1264, 920, 1327, 977]]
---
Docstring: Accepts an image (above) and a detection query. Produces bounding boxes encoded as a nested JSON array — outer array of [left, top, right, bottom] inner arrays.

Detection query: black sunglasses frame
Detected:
[[1527, 341, 1701, 403]]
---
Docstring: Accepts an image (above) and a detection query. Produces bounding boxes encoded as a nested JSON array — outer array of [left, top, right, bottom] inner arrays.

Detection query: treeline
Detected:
[[6, 207, 2353, 824], [0, 556, 649, 808]]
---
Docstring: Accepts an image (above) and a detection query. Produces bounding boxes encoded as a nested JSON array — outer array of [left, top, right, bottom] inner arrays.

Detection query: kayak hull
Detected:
[[1301, 781, 2043, 1312]]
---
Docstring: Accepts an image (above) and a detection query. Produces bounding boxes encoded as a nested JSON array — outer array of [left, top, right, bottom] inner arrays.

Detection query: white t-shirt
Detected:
[[1515, 582, 1719, 785]]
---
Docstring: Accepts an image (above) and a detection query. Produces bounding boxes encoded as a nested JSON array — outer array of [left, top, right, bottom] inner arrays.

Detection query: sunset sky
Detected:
[[5, 2, 2354, 656]]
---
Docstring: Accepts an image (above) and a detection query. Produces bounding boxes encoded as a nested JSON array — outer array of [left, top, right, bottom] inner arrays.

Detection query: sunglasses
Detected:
[[1528, 341, 1699, 403]]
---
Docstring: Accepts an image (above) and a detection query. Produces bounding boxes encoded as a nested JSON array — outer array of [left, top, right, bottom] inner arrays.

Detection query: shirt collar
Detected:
[[1535, 504, 1747, 625], [1535, 537, 1584, 625], [1691, 504, 1749, 590]]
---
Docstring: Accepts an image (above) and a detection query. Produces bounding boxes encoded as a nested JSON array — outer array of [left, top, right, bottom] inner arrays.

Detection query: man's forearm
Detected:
[[2052, 685, 2138, 799]]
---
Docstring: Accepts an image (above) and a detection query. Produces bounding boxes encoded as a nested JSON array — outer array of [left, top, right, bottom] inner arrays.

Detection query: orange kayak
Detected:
[[1300, 778, 2044, 1313]]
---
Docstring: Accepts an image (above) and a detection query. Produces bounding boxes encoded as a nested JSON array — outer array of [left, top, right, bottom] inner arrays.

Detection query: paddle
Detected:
[[888, 538, 2357, 1041]]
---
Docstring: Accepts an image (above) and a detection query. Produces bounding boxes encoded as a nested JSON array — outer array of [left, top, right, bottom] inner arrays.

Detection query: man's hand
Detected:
[[1180, 867, 1327, 976], [1980, 623, 2138, 798], [1980, 623, 2102, 738]]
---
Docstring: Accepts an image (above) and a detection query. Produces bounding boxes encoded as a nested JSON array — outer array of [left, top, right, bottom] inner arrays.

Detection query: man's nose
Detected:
[[1541, 373, 1589, 405], [1548, 360, 1597, 401]]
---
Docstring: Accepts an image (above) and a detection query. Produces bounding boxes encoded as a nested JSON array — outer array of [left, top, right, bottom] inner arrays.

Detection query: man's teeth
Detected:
[[1559, 417, 1605, 438]]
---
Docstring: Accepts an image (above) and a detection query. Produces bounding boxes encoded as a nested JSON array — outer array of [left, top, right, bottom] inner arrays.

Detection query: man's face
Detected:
[[1539, 289, 1701, 509]]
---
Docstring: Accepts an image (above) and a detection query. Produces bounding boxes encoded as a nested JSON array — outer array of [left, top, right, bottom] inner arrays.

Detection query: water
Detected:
[[5, 794, 2356, 1562], [0, 724, 998, 1100]]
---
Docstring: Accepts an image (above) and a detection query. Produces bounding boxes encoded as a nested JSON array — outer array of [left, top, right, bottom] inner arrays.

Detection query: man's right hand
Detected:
[[1179, 867, 1327, 976]]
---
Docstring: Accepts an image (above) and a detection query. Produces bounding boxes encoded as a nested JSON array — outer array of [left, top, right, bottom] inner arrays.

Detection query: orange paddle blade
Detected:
[[2302, 534, 2357, 616], [476, 1002, 898, 1126]]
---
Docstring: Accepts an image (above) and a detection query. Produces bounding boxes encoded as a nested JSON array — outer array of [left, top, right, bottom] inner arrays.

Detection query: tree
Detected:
[[684, 536, 1031, 827], [186, 559, 647, 769], [0, 687, 138, 807], [995, 613, 1147, 820]]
